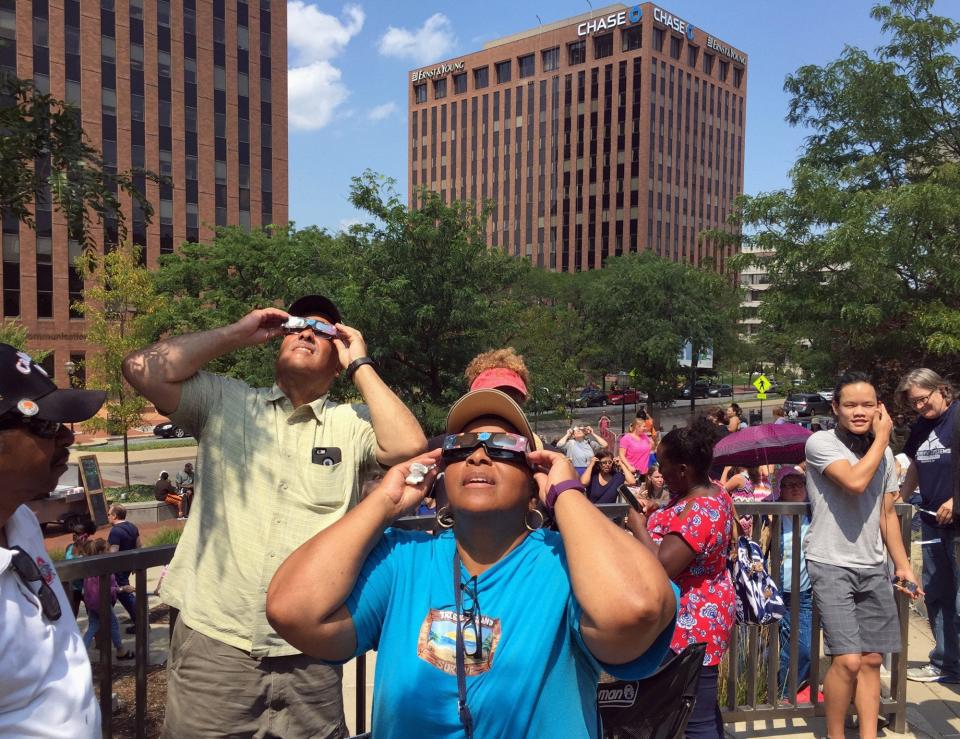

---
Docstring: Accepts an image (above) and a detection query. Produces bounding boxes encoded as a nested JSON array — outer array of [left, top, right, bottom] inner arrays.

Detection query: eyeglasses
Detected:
[[459, 576, 484, 659], [282, 316, 338, 340], [907, 389, 938, 409], [441, 432, 530, 463], [0, 414, 62, 439], [10, 546, 62, 621]]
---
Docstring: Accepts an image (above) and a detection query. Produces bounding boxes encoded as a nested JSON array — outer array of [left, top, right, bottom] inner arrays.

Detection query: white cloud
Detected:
[[338, 217, 363, 232], [378, 13, 457, 65], [367, 102, 398, 121], [287, 3, 364, 131]]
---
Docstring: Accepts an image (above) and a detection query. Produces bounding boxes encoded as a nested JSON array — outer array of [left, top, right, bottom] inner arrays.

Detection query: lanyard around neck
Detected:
[[453, 551, 475, 739]]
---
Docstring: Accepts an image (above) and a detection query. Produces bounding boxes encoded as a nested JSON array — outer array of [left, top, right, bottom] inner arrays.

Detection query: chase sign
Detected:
[[652, 6, 696, 41], [577, 5, 641, 36]]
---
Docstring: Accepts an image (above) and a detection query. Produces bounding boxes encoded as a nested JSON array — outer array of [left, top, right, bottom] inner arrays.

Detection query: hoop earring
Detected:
[[524, 508, 545, 531], [436, 506, 455, 529]]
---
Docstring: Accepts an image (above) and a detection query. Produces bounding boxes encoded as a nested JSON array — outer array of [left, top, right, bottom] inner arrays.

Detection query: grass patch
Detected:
[[147, 527, 183, 547], [48, 547, 66, 561], [105, 485, 156, 504], [76, 438, 197, 453]]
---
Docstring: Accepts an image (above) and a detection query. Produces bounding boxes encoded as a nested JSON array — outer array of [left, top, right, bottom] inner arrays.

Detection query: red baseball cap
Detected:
[[469, 368, 528, 399]]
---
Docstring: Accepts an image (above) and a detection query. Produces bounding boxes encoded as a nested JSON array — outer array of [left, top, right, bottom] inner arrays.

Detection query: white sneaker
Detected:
[[907, 664, 960, 683]]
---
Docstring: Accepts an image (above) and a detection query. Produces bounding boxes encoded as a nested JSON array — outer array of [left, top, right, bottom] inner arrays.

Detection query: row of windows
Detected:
[[414, 26, 743, 104]]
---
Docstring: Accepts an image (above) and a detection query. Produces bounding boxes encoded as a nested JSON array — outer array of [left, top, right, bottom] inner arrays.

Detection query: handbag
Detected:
[[727, 507, 786, 625], [598, 642, 706, 739]]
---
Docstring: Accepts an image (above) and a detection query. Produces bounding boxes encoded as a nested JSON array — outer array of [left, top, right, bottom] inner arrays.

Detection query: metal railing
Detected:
[[56, 503, 911, 737], [721, 501, 911, 733]]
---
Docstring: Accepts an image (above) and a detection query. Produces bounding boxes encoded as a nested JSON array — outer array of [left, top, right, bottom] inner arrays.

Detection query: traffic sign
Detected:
[[756, 391, 767, 400], [753, 374, 772, 394]]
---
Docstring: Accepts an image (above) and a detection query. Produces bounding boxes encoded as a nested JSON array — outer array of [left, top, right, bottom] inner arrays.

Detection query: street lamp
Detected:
[[64, 360, 77, 432], [618, 371, 629, 435]]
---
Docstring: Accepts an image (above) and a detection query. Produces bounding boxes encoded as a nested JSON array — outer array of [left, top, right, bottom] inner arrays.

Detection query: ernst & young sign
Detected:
[[411, 61, 465, 84]]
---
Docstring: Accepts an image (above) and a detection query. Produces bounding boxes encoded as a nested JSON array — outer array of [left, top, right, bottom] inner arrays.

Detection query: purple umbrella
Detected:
[[712, 423, 812, 467]]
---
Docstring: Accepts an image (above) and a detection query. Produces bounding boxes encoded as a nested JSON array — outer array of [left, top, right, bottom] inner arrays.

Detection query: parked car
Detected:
[[708, 384, 733, 398], [608, 388, 647, 405], [784, 393, 833, 418], [154, 420, 188, 438], [680, 381, 712, 399], [572, 388, 609, 407], [818, 389, 834, 402]]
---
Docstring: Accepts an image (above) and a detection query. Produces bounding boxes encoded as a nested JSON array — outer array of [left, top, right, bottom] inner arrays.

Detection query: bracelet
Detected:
[[545, 479, 586, 511], [346, 356, 377, 380]]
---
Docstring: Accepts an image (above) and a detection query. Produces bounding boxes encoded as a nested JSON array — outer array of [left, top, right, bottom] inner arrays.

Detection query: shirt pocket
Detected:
[[297, 460, 353, 513]]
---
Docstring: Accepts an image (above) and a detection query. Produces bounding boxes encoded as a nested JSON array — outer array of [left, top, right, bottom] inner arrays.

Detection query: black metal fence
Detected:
[[56, 503, 911, 737]]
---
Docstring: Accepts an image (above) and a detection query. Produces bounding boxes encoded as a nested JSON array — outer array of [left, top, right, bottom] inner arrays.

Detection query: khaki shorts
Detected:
[[162, 618, 347, 739]]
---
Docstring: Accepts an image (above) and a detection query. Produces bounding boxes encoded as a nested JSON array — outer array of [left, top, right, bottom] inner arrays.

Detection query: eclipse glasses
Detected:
[[282, 316, 339, 339], [441, 431, 530, 462]]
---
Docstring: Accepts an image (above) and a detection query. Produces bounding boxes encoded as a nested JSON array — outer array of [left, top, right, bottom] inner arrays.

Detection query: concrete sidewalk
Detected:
[[724, 611, 960, 738]]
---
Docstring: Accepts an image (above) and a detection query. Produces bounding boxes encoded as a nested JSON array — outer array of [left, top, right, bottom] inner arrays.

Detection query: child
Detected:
[[81, 538, 134, 660], [64, 520, 97, 617]]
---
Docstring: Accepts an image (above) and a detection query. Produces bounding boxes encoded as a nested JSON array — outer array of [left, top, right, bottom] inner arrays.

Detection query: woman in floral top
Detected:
[[626, 417, 735, 739]]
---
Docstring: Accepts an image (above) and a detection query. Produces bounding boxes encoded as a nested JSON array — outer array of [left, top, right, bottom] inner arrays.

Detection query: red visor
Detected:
[[470, 368, 528, 399]]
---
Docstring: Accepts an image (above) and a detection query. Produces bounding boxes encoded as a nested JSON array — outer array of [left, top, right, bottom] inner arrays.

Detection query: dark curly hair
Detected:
[[658, 416, 722, 478], [833, 370, 873, 403]]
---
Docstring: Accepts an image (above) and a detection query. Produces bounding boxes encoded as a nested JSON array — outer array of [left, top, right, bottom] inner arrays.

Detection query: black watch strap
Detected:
[[346, 356, 377, 380]]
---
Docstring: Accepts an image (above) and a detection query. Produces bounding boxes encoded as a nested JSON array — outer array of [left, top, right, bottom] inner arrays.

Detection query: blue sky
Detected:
[[286, 0, 895, 232]]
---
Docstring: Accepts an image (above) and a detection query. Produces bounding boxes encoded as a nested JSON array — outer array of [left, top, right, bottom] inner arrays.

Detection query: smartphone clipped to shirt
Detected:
[[617, 483, 642, 513]]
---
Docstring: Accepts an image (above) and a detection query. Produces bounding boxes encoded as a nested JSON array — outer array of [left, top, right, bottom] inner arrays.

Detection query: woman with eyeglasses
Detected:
[[580, 448, 636, 504], [267, 389, 678, 738], [897, 368, 960, 684]]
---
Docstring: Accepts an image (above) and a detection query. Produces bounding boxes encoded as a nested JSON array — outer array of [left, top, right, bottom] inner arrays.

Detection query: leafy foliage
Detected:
[[0, 319, 49, 362], [729, 0, 960, 391]]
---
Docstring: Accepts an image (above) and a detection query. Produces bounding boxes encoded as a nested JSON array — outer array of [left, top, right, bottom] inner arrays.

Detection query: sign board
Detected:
[[756, 391, 767, 401], [753, 375, 772, 394], [78, 454, 109, 527], [677, 341, 714, 369]]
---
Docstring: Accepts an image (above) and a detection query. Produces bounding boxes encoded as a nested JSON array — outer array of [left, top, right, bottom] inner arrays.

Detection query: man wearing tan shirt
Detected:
[[123, 295, 426, 738]]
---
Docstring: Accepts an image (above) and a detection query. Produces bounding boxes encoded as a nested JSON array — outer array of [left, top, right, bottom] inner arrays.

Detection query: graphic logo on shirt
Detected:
[[417, 608, 501, 676], [597, 679, 638, 708], [916, 431, 950, 464], [35, 555, 55, 584]]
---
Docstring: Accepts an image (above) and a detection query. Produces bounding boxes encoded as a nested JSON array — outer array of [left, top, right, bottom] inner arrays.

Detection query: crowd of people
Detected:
[[0, 304, 954, 738]]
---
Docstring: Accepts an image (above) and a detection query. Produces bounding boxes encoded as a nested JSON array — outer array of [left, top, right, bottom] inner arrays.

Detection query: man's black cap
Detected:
[[287, 295, 341, 324], [0, 344, 106, 422]]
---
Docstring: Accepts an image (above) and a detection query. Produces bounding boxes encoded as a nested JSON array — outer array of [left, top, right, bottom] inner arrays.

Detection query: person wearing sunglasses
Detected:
[[122, 294, 426, 738], [897, 369, 960, 684], [0, 344, 106, 737], [267, 388, 678, 738]]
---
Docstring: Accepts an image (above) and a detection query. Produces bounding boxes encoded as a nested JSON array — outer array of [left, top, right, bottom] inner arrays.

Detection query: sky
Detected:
[[285, 0, 898, 233]]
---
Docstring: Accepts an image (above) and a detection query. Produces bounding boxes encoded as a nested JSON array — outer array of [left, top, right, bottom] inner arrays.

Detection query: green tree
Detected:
[[149, 224, 348, 388], [728, 0, 960, 393], [0, 74, 160, 248], [579, 252, 742, 409], [0, 319, 49, 362], [342, 172, 528, 432], [75, 243, 161, 485]]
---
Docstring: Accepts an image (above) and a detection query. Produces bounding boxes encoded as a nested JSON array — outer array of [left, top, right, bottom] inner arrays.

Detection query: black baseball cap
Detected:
[[0, 344, 106, 422], [287, 295, 341, 324]]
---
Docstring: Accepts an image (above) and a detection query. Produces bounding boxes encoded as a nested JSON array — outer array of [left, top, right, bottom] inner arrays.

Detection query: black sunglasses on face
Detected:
[[10, 546, 62, 621], [0, 414, 62, 439]]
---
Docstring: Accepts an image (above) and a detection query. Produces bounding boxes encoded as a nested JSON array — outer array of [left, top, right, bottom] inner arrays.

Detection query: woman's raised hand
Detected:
[[527, 449, 579, 504], [373, 449, 442, 520]]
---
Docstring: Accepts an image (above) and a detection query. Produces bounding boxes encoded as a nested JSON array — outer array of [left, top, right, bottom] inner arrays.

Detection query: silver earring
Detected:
[[436, 506, 455, 529], [524, 509, 545, 531]]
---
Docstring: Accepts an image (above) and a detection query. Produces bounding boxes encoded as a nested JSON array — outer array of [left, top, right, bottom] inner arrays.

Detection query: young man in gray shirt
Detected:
[[804, 371, 921, 739]]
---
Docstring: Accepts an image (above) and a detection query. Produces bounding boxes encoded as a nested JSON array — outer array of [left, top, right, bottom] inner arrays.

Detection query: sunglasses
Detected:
[[459, 575, 484, 659], [282, 316, 339, 339], [10, 546, 62, 621], [0, 414, 62, 439], [441, 432, 530, 462]]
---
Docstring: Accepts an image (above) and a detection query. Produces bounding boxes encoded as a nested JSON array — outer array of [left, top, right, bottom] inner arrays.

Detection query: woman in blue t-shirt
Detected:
[[267, 389, 678, 739]]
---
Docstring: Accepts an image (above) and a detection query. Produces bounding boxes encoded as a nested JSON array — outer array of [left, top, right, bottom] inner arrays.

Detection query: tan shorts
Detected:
[[162, 618, 347, 739]]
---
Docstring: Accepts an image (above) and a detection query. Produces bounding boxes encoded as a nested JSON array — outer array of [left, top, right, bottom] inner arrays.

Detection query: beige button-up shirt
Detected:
[[164, 371, 380, 657]]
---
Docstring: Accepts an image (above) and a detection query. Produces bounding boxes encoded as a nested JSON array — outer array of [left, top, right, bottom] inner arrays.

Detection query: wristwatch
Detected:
[[545, 480, 586, 511], [346, 356, 377, 380]]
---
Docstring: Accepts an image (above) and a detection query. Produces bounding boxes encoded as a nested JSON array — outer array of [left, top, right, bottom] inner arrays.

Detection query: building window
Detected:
[[622, 27, 641, 52], [687, 45, 699, 67], [414, 83, 427, 103], [473, 65, 489, 89], [703, 53, 714, 75], [433, 77, 446, 99], [542, 46, 559, 71], [101, 88, 116, 116], [669, 36, 681, 59], [568, 40, 585, 66], [733, 67, 743, 88], [718, 60, 729, 81], [453, 72, 467, 93], [518, 53, 534, 78], [594, 33, 613, 59], [495, 60, 511, 84], [652, 27, 664, 51]]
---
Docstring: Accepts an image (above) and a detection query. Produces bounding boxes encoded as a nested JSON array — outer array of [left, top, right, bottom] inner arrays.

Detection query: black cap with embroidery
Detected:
[[287, 295, 341, 325], [0, 344, 106, 422]]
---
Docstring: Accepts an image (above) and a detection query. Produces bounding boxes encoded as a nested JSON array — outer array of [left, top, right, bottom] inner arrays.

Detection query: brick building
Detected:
[[407, 2, 746, 273], [0, 0, 287, 384]]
